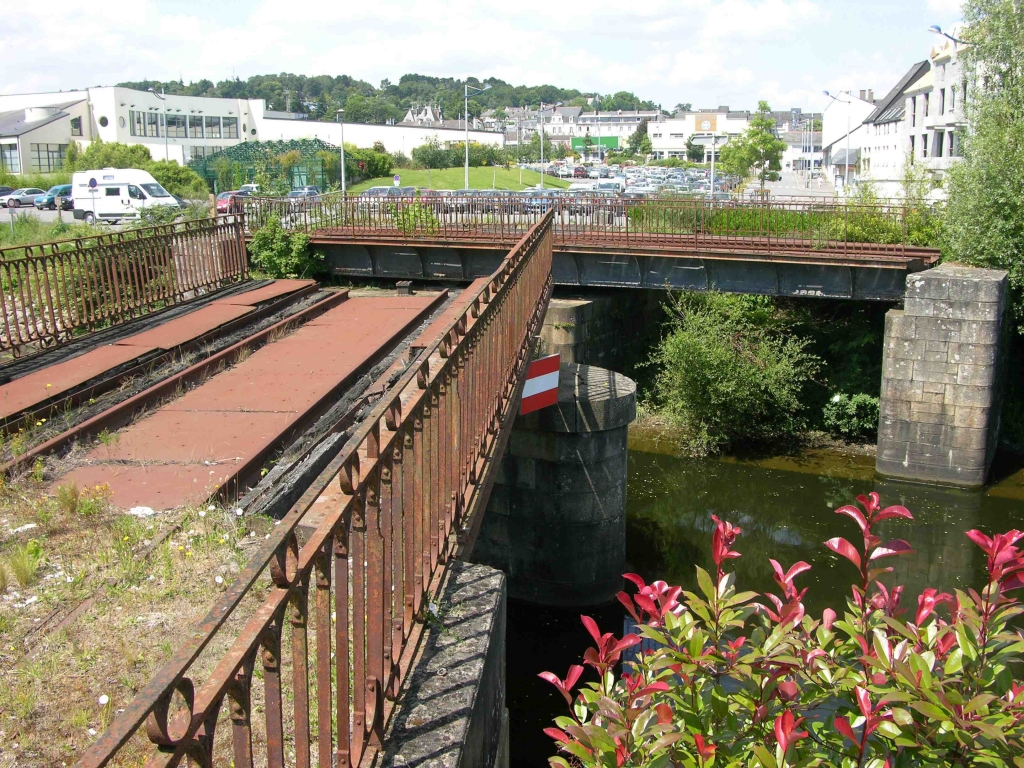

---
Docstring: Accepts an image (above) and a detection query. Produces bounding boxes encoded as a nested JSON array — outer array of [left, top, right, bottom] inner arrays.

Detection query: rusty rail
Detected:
[[0, 216, 247, 359], [76, 212, 555, 768], [243, 193, 941, 263]]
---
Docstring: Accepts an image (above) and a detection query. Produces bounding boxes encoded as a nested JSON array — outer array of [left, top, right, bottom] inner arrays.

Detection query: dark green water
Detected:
[[506, 430, 1024, 766]]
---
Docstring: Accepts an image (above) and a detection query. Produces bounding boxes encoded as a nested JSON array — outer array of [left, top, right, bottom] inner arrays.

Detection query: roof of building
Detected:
[[831, 147, 861, 165], [905, 67, 935, 96], [864, 61, 930, 125], [0, 100, 81, 138]]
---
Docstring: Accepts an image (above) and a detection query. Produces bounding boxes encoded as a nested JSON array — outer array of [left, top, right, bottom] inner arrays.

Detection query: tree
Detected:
[[638, 134, 653, 156], [686, 136, 705, 163], [717, 101, 788, 190], [945, 0, 1024, 324], [627, 119, 648, 154], [410, 136, 452, 170], [674, 102, 693, 113]]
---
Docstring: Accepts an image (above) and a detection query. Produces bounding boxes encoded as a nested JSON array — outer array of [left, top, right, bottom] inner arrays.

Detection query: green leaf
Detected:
[[909, 700, 948, 721], [875, 720, 902, 739], [943, 647, 964, 675], [696, 566, 716, 604], [752, 745, 778, 768], [890, 707, 914, 726]]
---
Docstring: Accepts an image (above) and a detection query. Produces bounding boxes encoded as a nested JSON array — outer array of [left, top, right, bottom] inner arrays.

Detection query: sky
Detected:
[[2, 0, 963, 112]]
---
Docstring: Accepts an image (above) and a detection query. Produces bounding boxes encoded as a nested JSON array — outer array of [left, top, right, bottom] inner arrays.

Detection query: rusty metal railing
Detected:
[[76, 212, 555, 768], [243, 193, 942, 264], [0, 216, 247, 359]]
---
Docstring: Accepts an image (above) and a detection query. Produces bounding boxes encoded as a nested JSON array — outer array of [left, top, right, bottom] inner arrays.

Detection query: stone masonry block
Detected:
[[884, 310, 915, 339], [906, 273, 950, 300], [911, 361, 959, 384], [948, 275, 1006, 303], [903, 298, 936, 317], [947, 343, 998, 366], [879, 398, 912, 420], [926, 300, 1002, 322], [883, 357, 914, 379], [956, 364, 997, 387], [944, 383, 996, 408], [882, 378, 924, 401], [909, 401, 956, 425], [953, 406, 990, 429], [921, 381, 947, 394], [960, 320, 1001, 345], [876, 438, 910, 463], [878, 418, 910, 443], [915, 317, 962, 342]]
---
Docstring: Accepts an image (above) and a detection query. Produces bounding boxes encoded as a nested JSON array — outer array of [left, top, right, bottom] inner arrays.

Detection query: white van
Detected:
[[72, 169, 179, 224]]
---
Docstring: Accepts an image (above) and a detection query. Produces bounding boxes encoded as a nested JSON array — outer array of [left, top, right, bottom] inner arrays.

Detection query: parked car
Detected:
[[215, 190, 249, 214], [573, 166, 587, 178], [4, 188, 46, 208], [0, 186, 14, 199], [287, 187, 321, 209], [35, 184, 73, 210]]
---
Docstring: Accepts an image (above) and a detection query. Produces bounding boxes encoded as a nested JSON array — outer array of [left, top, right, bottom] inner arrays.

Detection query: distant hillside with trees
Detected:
[[116, 73, 661, 126]]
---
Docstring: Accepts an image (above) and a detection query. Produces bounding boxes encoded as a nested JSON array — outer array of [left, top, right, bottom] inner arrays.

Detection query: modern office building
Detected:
[[0, 87, 502, 176]]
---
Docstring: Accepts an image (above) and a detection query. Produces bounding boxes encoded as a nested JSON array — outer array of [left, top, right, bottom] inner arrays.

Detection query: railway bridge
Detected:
[[244, 193, 941, 301]]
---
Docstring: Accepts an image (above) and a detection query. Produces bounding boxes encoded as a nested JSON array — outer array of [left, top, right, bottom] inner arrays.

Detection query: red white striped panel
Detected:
[[520, 354, 560, 415]]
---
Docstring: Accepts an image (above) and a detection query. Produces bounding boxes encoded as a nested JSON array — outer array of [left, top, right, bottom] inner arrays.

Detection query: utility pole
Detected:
[[465, 81, 492, 189]]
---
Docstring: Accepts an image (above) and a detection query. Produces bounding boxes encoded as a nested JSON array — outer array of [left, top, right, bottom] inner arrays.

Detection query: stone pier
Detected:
[[472, 364, 637, 607], [877, 264, 1008, 486]]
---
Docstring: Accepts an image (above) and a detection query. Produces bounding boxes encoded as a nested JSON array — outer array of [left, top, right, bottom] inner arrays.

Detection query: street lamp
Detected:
[[336, 108, 347, 195], [465, 82, 491, 189], [823, 90, 854, 193], [538, 101, 562, 189], [928, 25, 965, 45], [148, 87, 168, 161]]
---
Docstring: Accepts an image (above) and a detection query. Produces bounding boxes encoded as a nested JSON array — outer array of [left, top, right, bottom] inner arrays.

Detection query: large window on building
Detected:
[[204, 116, 221, 139], [950, 86, 956, 113], [146, 112, 161, 138], [939, 88, 946, 115], [71, 117, 82, 137], [166, 114, 187, 138], [0, 144, 20, 173], [222, 117, 238, 139], [923, 93, 930, 118], [130, 110, 144, 137], [188, 116, 203, 139], [935, 130, 945, 157], [29, 143, 68, 172]]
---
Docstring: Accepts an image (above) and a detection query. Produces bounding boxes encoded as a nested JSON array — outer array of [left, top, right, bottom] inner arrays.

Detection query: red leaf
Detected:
[[836, 505, 870, 535], [874, 505, 913, 522], [655, 702, 673, 724], [580, 614, 603, 646], [856, 492, 880, 515], [869, 539, 913, 560], [623, 573, 647, 590], [1001, 572, 1024, 591], [538, 671, 561, 687], [543, 727, 570, 742], [610, 634, 642, 656], [565, 664, 584, 690], [826, 537, 862, 569], [822, 608, 837, 631], [855, 686, 873, 718], [616, 591, 640, 623], [966, 529, 994, 555], [835, 715, 858, 745]]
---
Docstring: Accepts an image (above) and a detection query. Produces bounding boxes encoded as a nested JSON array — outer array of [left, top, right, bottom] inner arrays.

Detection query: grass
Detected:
[[0, 471, 280, 766], [349, 166, 572, 193], [0, 170, 72, 193], [0, 211, 107, 251]]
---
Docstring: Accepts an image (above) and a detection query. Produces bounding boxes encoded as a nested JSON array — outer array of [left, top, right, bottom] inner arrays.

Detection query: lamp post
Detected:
[[537, 101, 562, 189], [823, 90, 853, 194], [928, 24, 965, 45], [148, 87, 168, 161], [336, 109, 347, 195], [465, 82, 491, 189]]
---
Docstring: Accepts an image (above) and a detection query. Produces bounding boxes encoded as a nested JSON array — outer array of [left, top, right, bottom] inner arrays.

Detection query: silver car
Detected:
[[3, 188, 46, 208]]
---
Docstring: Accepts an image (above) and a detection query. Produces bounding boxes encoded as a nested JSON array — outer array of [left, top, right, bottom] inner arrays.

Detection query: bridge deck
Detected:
[[59, 291, 444, 510]]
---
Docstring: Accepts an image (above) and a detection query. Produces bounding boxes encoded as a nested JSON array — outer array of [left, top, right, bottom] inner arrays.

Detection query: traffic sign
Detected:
[[88, 177, 97, 188], [520, 354, 560, 415], [393, 174, 400, 187]]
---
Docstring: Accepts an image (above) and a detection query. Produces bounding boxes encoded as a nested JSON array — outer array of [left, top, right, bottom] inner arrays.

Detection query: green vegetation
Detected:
[[652, 292, 820, 455], [822, 392, 880, 441], [718, 100, 788, 191], [348, 167, 570, 193], [0, 212, 106, 251], [117, 73, 657, 126], [248, 219, 324, 278], [65, 140, 208, 199], [0, 169, 72, 191]]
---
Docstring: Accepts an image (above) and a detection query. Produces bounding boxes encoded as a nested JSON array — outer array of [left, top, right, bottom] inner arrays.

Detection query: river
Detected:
[[505, 426, 1024, 766]]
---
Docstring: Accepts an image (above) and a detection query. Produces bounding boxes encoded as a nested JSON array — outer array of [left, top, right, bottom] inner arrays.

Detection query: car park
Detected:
[[215, 190, 250, 214]]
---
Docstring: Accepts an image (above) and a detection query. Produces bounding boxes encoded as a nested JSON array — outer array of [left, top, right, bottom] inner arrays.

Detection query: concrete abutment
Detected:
[[472, 363, 637, 607]]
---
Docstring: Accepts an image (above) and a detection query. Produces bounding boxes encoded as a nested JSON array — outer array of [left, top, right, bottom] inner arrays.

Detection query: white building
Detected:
[[779, 131, 822, 173], [821, 90, 877, 193], [859, 61, 930, 197], [0, 87, 502, 176], [649, 110, 753, 161], [907, 35, 966, 182]]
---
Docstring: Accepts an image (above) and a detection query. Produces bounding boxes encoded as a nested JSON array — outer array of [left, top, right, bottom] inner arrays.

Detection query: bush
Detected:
[[654, 292, 819, 455], [823, 392, 879, 441], [248, 218, 324, 278], [390, 201, 439, 236], [542, 494, 1024, 767]]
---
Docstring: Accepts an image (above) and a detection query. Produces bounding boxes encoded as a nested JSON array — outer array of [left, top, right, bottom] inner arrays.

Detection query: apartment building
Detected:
[[0, 86, 502, 176], [821, 90, 877, 192], [859, 61, 930, 197], [905, 35, 965, 181], [649, 109, 753, 161]]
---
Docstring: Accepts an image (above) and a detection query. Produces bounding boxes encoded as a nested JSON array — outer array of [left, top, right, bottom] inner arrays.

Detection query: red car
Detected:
[[216, 190, 249, 214]]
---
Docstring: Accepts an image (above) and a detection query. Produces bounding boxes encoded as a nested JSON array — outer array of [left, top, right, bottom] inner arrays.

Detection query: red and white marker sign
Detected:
[[520, 354, 560, 415]]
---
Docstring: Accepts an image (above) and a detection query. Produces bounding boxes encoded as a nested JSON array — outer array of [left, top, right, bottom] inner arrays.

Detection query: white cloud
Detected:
[[1, 0, 943, 111]]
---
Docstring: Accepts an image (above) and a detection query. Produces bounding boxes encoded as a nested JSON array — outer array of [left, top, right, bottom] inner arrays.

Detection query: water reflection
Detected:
[[505, 438, 1024, 766]]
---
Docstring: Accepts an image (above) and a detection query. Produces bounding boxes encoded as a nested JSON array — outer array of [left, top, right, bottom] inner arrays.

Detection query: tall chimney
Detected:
[[859, 89, 866, 101], [868, 89, 874, 102]]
